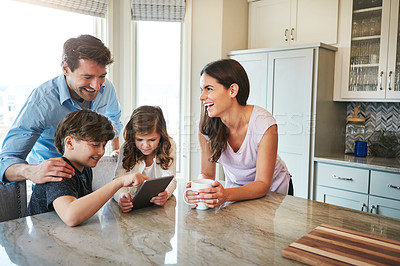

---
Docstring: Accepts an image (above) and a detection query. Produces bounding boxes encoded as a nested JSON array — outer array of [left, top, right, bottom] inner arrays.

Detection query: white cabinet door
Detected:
[[317, 186, 369, 211], [249, 0, 292, 48], [229, 52, 269, 111], [369, 196, 400, 219], [335, 0, 400, 101], [296, 0, 338, 45], [268, 49, 313, 198], [386, 0, 400, 99], [249, 0, 338, 49]]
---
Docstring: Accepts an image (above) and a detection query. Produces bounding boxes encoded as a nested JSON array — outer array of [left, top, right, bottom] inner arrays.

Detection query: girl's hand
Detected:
[[118, 193, 133, 213], [150, 190, 168, 206], [198, 181, 226, 208]]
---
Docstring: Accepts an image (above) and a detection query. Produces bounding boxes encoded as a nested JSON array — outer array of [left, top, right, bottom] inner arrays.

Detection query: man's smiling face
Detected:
[[63, 59, 107, 102]]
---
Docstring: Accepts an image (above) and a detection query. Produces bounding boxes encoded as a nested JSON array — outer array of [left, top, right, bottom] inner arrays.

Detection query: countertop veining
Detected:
[[1, 180, 399, 265]]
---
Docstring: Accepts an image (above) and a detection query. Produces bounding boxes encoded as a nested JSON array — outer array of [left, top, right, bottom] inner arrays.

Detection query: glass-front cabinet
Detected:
[[339, 0, 400, 100]]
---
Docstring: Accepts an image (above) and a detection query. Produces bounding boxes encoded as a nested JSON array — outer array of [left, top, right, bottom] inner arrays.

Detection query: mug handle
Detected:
[[182, 188, 195, 205]]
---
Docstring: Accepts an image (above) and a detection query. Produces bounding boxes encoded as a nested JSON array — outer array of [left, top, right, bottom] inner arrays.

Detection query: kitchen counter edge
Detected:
[[314, 154, 400, 174]]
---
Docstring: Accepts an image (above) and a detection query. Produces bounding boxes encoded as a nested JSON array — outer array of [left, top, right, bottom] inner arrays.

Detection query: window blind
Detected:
[[131, 0, 185, 22], [12, 0, 108, 18]]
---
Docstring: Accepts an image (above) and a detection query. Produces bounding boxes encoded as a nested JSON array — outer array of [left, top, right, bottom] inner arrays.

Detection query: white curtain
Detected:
[[12, 0, 108, 17], [131, 0, 185, 22]]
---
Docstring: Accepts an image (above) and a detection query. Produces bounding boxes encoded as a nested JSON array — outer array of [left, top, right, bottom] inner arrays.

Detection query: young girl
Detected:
[[113, 105, 176, 212]]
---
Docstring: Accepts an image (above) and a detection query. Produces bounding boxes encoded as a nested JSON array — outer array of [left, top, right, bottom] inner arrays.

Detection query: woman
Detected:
[[186, 59, 291, 209]]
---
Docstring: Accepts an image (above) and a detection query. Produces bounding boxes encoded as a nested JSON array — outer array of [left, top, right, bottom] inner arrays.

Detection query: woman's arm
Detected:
[[199, 132, 216, 179], [200, 125, 278, 206], [53, 173, 147, 227]]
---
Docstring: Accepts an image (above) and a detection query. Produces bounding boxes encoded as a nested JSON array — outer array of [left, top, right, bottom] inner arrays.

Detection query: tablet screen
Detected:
[[131, 175, 174, 210]]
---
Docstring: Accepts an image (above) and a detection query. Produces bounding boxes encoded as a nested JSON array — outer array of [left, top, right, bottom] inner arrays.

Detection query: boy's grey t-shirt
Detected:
[[26, 157, 93, 216]]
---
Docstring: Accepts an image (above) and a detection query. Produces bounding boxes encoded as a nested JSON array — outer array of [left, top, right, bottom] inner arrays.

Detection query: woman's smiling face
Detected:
[[199, 74, 233, 118]]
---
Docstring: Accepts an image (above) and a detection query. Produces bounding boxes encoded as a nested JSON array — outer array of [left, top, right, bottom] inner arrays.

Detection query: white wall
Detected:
[[104, 0, 249, 178], [187, 0, 248, 179]]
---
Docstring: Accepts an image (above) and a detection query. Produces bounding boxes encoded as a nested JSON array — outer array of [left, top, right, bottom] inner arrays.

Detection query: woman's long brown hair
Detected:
[[122, 106, 173, 171], [199, 59, 250, 162]]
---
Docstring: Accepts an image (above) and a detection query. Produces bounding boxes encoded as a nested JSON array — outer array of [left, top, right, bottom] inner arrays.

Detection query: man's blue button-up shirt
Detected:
[[0, 74, 123, 183]]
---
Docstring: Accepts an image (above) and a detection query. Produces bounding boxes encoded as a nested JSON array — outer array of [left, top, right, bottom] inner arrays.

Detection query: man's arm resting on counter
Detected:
[[4, 158, 75, 183]]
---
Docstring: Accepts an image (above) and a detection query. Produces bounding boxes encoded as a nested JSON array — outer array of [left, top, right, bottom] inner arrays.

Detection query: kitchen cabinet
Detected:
[[317, 186, 370, 211], [248, 0, 338, 49], [315, 161, 400, 219], [230, 44, 346, 199], [228, 52, 268, 109], [369, 196, 400, 219], [334, 0, 400, 101]]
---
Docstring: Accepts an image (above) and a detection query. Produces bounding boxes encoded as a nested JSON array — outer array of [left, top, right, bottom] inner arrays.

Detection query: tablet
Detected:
[[131, 175, 174, 210]]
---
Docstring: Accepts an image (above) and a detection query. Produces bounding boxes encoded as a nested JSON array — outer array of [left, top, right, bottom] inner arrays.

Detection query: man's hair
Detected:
[[62, 34, 113, 72], [55, 110, 115, 154]]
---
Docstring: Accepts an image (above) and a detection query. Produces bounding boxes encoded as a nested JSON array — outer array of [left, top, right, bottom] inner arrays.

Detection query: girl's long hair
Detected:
[[122, 105, 173, 171], [199, 59, 250, 162]]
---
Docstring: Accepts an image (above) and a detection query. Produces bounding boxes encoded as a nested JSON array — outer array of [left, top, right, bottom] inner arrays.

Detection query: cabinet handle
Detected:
[[332, 174, 353, 181], [284, 29, 288, 42], [388, 184, 400, 190], [290, 28, 294, 41], [361, 203, 368, 212], [379, 71, 384, 90], [388, 71, 393, 90], [370, 205, 378, 214]]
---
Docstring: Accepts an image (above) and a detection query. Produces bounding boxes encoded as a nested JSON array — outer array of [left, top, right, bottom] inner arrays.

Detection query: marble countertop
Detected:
[[314, 154, 400, 173], [1, 180, 400, 265]]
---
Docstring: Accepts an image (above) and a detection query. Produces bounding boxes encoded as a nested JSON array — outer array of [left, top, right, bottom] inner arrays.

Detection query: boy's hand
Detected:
[[150, 190, 168, 206], [121, 172, 149, 188], [118, 193, 133, 213]]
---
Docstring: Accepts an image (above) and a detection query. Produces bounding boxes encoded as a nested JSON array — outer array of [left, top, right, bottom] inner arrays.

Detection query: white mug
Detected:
[[183, 179, 214, 210]]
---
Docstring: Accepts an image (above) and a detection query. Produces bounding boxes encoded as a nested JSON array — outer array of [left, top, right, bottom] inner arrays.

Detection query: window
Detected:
[[0, 0, 96, 150], [135, 21, 182, 172]]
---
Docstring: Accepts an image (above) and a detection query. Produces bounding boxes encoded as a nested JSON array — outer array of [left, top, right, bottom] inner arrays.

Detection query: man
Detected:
[[0, 34, 123, 184]]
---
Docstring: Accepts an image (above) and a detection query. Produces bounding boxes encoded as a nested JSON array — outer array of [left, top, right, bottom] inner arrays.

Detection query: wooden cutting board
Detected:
[[282, 224, 400, 265]]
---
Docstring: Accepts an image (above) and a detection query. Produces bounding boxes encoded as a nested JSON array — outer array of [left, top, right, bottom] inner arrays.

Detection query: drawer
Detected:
[[370, 171, 400, 201], [315, 162, 369, 193]]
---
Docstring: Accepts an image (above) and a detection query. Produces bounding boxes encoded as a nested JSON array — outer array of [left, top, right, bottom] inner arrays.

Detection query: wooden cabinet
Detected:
[[230, 44, 345, 199], [334, 0, 400, 101], [248, 0, 338, 49], [315, 162, 400, 219]]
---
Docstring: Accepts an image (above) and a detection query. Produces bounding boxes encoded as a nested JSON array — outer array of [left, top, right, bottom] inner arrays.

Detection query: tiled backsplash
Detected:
[[345, 102, 400, 157]]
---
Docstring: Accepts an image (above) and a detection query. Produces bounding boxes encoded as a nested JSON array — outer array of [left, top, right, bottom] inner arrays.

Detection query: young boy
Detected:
[[26, 110, 148, 227]]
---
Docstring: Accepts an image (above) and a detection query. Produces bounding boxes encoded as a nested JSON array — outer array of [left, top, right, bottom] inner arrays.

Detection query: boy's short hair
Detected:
[[55, 110, 115, 154]]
